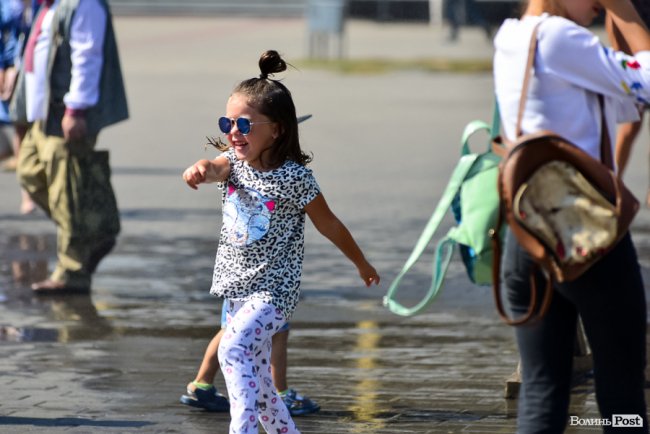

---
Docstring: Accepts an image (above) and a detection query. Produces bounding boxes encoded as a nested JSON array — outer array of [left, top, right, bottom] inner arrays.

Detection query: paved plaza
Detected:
[[0, 15, 649, 433]]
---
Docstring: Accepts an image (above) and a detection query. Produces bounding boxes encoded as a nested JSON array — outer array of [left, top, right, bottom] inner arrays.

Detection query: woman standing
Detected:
[[493, 0, 650, 432]]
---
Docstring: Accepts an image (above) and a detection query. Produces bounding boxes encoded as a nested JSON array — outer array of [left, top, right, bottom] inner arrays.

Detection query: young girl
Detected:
[[182, 50, 380, 434], [494, 0, 650, 432]]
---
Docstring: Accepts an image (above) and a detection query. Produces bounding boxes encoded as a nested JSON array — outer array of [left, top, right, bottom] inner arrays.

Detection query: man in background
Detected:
[[11, 0, 128, 293]]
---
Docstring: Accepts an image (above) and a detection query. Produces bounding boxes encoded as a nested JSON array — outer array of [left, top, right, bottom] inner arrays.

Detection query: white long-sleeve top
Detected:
[[25, 0, 106, 122], [493, 13, 650, 163]]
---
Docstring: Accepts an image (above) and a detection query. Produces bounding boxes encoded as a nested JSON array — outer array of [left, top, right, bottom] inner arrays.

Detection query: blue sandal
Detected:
[[180, 384, 229, 412], [281, 388, 320, 416]]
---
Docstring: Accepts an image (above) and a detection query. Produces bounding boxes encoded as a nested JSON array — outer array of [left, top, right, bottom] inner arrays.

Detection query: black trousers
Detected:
[[503, 230, 648, 433]]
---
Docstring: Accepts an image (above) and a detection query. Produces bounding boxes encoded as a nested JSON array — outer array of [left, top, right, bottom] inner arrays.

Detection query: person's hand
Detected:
[[0, 67, 16, 101], [0, 69, 5, 99], [359, 263, 380, 287], [62, 113, 87, 141], [183, 161, 209, 190], [2, 67, 16, 100]]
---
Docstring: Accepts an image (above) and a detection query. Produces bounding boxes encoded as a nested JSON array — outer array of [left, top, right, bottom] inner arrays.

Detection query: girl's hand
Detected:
[[359, 263, 380, 287], [182, 156, 230, 189], [183, 161, 208, 190]]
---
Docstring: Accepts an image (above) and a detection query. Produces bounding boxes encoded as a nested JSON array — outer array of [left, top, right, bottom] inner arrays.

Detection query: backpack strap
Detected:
[[515, 20, 542, 138], [598, 95, 614, 170], [384, 120, 491, 316], [492, 21, 615, 326], [492, 21, 555, 325], [514, 21, 612, 168], [490, 99, 501, 144]]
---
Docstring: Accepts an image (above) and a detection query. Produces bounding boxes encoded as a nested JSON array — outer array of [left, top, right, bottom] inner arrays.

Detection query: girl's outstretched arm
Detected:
[[182, 155, 230, 190], [304, 193, 380, 287]]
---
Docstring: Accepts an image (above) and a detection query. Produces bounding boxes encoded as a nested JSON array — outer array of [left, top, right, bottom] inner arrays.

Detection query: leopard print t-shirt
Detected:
[[210, 149, 321, 319]]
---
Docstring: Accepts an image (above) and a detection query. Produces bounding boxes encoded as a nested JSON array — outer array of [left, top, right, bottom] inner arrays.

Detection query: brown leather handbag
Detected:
[[491, 23, 640, 326]]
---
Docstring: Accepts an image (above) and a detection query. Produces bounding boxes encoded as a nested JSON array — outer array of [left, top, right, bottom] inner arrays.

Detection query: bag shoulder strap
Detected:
[[515, 20, 613, 169], [383, 153, 478, 316], [598, 95, 614, 170], [463, 119, 495, 154], [383, 237, 456, 317], [384, 119, 494, 316], [492, 21, 553, 326], [514, 21, 542, 138]]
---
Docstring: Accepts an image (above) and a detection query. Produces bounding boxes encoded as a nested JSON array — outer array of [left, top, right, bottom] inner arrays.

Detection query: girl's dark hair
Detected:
[[231, 50, 312, 168]]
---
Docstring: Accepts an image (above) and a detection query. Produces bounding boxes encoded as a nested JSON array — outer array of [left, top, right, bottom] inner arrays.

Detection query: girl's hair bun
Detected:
[[258, 50, 287, 79]]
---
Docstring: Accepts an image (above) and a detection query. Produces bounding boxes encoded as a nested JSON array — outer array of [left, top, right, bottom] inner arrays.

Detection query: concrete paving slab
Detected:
[[0, 15, 648, 434]]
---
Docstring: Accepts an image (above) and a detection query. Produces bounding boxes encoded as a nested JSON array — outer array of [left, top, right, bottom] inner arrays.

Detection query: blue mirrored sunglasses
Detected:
[[218, 117, 273, 136]]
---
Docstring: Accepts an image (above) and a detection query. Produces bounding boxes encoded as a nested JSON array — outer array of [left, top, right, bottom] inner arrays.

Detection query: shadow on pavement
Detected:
[[0, 416, 152, 428]]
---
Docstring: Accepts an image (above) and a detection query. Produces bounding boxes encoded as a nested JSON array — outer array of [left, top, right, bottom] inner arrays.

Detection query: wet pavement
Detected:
[[1, 15, 650, 434]]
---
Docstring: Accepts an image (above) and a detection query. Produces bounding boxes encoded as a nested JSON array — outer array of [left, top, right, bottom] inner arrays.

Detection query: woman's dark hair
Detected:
[[218, 50, 312, 168]]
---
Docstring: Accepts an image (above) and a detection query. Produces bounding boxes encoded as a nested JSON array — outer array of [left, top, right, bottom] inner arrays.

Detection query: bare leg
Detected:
[[271, 328, 321, 415], [189, 327, 290, 391], [271, 329, 290, 392], [180, 327, 230, 412], [188, 328, 225, 390], [13, 124, 35, 214], [184, 321, 319, 415]]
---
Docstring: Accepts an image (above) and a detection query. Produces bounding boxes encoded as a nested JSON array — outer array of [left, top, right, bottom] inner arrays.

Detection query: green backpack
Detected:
[[383, 109, 502, 316]]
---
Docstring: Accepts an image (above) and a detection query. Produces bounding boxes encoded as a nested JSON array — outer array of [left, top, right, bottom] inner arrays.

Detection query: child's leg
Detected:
[[181, 324, 229, 412], [219, 300, 299, 434], [191, 303, 229, 387], [271, 327, 289, 392], [193, 328, 224, 385]]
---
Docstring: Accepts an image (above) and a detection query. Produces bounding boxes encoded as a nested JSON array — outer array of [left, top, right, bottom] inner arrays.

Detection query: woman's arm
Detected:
[[539, 17, 650, 103], [304, 193, 380, 287], [182, 155, 230, 190], [606, 12, 632, 54], [602, 0, 650, 55]]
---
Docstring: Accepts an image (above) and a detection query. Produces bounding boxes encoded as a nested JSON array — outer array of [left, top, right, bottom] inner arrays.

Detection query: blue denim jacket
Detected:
[[0, 0, 22, 69], [0, 0, 23, 123]]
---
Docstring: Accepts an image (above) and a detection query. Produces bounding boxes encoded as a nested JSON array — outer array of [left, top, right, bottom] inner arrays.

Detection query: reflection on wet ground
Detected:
[[4, 234, 48, 288], [0, 232, 648, 433]]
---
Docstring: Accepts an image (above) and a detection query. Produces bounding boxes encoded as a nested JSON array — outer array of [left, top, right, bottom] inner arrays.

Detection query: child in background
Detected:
[[182, 50, 380, 434], [0, 0, 21, 161], [0, 0, 35, 214], [180, 302, 320, 416]]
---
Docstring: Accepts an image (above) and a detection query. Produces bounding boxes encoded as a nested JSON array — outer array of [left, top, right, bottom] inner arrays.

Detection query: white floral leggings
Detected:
[[218, 299, 300, 434]]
